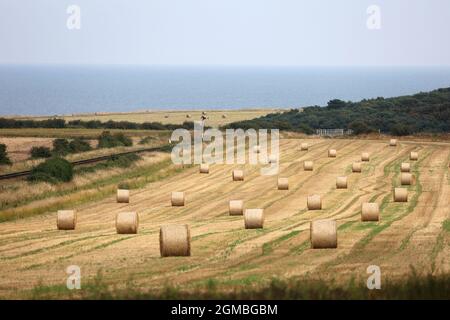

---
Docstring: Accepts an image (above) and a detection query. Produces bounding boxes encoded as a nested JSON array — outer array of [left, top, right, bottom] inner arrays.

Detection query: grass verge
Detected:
[[27, 270, 450, 300]]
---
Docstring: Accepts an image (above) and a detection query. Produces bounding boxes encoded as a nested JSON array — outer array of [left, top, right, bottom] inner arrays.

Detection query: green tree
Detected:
[[98, 131, 133, 148], [30, 146, 52, 159], [390, 124, 414, 136], [349, 120, 375, 135], [0, 143, 12, 165], [327, 99, 348, 109], [69, 138, 92, 153], [52, 138, 71, 155], [28, 157, 73, 183]]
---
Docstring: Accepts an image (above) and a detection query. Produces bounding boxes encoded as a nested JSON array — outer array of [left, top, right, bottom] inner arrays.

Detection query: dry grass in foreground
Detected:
[[29, 270, 450, 300]]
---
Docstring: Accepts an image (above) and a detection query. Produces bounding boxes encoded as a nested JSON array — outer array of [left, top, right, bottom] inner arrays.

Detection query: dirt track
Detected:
[[0, 138, 449, 298]]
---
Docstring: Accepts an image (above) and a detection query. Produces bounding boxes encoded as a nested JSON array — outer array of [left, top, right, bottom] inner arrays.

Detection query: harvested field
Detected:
[[13, 109, 279, 128], [0, 138, 449, 298], [0, 137, 54, 162]]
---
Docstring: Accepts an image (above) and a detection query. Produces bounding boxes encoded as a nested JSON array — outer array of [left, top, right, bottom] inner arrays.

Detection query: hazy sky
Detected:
[[1, 0, 450, 66]]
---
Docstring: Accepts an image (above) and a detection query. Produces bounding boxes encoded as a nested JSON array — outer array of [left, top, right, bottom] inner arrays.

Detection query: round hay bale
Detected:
[[171, 191, 185, 206], [253, 145, 261, 154], [352, 162, 362, 173], [229, 200, 244, 215], [57, 210, 77, 230], [361, 203, 379, 222], [116, 212, 139, 234], [400, 162, 411, 172], [222, 114, 227, 119], [310, 220, 337, 249], [244, 209, 264, 229], [277, 177, 289, 190], [199, 163, 209, 174], [300, 143, 309, 151], [307, 194, 322, 210], [401, 172, 413, 185], [394, 188, 408, 202], [410, 152, 418, 161], [304, 161, 314, 171], [268, 154, 278, 163], [159, 224, 191, 257], [328, 149, 337, 158], [117, 189, 130, 203], [164, 114, 169, 118], [361, 152, 370, 162], [232, 169, 244, 181], [336, 176, 348, 189], [186, 114, 191, 118], [390, 139, 397, 146]]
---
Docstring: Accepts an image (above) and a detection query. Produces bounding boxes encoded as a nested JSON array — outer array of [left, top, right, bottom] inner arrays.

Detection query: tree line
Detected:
[[0, 118, 197, 131], [225, 87, 450, 135]]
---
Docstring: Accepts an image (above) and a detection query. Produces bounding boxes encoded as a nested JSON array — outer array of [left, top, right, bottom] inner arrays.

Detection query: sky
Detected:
[[1, 0, 450, 66]]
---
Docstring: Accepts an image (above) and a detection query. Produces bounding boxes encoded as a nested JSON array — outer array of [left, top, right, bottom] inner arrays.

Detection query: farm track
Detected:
[[0, 138, 449, 297]]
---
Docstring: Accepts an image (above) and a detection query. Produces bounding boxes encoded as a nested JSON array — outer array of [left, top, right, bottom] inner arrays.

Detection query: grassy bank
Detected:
[[28, 270, 450, 300], [0, 156, 189, 222]]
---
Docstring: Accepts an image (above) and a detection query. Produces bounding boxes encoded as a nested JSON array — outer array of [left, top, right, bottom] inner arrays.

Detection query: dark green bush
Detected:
[[98, 131, 133, 148], [76, 154, 141, 175], [28, 157, 73, 184], [69, 138, 92, 153], [30, 146, 52, 159], [390, 124, 414, 136], [139, 136, 154, 145], [52, 138, 71, 155], [0, 144, 12, 165], [108, 154, 140, 168], [117, 182, 130, 190], [349, 120, 376, 135]]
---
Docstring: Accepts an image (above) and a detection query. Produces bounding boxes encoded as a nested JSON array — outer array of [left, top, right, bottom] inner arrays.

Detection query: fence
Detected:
[[315, 129, 353, 137]]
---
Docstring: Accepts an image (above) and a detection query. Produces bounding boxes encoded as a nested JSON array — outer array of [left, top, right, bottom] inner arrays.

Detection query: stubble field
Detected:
[[0, 138, 449, 299]]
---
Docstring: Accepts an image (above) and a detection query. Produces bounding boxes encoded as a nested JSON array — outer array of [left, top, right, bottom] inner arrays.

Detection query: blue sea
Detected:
[[1, 65, 450, 116]]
